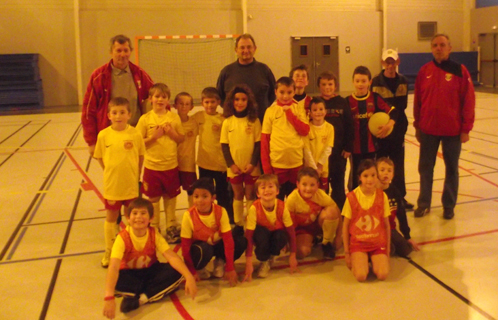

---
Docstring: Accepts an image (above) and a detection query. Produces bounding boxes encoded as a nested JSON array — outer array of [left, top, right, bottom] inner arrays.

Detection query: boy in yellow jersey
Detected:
[[261, 76, 310, 200], [136, 83, 185, 243], [94, 97, 145, 268], [193, 87, 233, 222], [303, 97, 335, 193], [174, 92, 198, 208]]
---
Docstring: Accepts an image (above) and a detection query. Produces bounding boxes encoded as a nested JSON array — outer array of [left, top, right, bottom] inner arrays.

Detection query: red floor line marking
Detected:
[[170, 293, 195, 320], [418, 229, 498, 246], [64, 148, 105, 204]]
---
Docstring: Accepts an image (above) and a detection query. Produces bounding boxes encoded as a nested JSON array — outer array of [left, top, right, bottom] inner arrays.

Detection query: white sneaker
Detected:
[[197, 268, 211, 280], [257, 260, 271, 278], [212, 258, 225, 278], [101, 249, 111, 268]]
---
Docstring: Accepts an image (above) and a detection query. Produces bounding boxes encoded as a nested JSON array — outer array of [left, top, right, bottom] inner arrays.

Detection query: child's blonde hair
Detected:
[[255, 174, 280, 191], [174, 92, 194, 109], [376, 157, 394, 169], [149, 83, 171, 99], [108, 97, 130, 112], [297, 167, 320, 183]]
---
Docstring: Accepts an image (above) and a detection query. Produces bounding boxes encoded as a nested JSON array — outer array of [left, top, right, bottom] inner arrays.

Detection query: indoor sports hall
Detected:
[[1, 1, 498, 319]]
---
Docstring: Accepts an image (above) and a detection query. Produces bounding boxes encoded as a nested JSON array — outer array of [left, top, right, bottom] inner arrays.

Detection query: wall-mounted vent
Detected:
[[418, 22, 437, 41]]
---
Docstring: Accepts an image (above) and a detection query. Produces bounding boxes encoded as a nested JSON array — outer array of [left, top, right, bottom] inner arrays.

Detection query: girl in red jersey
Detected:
[[342, 159, 391, 282]]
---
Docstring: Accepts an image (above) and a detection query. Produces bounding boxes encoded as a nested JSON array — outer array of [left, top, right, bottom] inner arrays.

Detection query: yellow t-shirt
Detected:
[[111, 226, 170, 260], [220, 116, 262, 177], [193, 111, 226, 172], [341, 187, 391, 219], [246, 199, 293, 231], [286, 188, 337, 215], [136, 110, 185, 171], [261, 102, 309, 169], [93, 125, 145, 200], [309, 122, 335, 175], [177, 116, 199, 172], [180, 205, 232, 245]]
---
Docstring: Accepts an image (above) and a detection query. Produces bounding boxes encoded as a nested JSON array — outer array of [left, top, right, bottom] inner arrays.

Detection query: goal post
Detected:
[[135, 35, 239, 103]]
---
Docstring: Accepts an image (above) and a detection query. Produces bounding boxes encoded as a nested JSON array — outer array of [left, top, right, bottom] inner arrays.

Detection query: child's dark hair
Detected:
[[149, 83, 171, 99], [289, 64, 309, 79], [357, 159, 377, 178], [352, 66, 372, 80], [201, 87, 221, 101], [309, 97, 326, 109], [126, 197, 154, 218], [223, 84, 258, 122], [276, 76, 295, 89], [376, 157, 394, 167], [191, 177, 216, 195], [317, 71, 338, 87], [255, 174, 280, 191], [174, 92, 194, 107], [297, 167, 320, 183], [108, 97, 130, 112]]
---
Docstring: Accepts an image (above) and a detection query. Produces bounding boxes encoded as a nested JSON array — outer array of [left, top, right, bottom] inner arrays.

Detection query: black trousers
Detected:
[[328, 148, 348, 209], [253, 226, 288, 262], [115, 262, 183, 300], [390, 229, 413, 258], [198, 167, 234, 222], [190, 229, 247, 270]]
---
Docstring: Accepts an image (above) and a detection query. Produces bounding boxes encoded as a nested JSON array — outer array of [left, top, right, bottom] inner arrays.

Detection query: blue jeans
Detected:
[[417, 131, 461, 209]]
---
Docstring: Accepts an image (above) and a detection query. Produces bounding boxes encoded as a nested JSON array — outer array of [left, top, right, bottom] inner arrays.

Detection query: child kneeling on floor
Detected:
[[342, 159, 391, 282], [181, 178, 248, 287], [103, 198, 197, 319], [244, 174, 299, 281]]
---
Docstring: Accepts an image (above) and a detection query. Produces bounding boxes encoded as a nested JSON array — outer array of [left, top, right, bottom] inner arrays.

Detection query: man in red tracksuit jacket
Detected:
[[81, 34, 154, 155], [413, 34, 475, 220]]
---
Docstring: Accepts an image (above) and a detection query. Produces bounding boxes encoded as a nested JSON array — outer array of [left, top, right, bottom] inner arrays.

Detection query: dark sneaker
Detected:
[[414, 207, 430, 218], [322, 242, 336, 259], [403, 199, 414, 210], [120, 296, 140, 313], [443, 208, 455, 220]]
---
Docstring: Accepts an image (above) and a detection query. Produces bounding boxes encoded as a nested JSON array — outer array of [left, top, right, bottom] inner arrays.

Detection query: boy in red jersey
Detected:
[[103, 198, 196, 318], [180, 178, 247, 286], [347, 66, 398, 189], [244, 174, 298, 280]]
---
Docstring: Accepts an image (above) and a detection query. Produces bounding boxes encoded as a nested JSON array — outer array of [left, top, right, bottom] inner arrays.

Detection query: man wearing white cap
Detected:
[[371, 49, 413, 210]]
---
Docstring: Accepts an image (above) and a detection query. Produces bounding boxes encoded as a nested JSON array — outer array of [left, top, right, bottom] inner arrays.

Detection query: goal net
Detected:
[[136, 35, 238, 103]]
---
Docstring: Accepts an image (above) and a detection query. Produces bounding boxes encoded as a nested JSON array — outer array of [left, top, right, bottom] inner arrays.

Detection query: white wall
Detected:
[[470, 6, 498, 50], [0, 1, 78, 107], [1, 0, 474, 107]]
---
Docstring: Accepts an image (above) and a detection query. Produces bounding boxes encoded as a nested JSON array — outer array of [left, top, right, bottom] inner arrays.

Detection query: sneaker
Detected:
[[212, 258, 225, 278], [165, 225, 181, 244], [197, 267, 212, 280], [101, 249, 111, 268], [403, 199, 414, 210], [443, 208, 455, 220], [414, 207, 430, 218], [120, 296, 140, 313], [322, 242, 336, 259], [257, 260, 271, 278]]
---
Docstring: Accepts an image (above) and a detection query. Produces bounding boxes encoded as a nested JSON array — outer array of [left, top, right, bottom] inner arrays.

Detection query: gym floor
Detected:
[[0, 92, 497, 320]]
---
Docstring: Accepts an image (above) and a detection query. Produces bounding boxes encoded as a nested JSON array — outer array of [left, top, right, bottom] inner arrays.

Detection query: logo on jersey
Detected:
[[126, 255, 152, 269], [124, 140, 134, 150], [245, 125, 253, 135], [445, 73, 452, 81], [355, 215, 380, 232]]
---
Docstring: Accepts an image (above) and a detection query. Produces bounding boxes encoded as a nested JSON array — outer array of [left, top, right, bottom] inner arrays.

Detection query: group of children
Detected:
[[96, 65, 420, 318]]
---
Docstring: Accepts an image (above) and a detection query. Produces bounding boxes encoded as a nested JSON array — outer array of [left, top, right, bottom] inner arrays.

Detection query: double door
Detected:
[[479, 33, 498, 87], [291, 37, 339, 94]]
